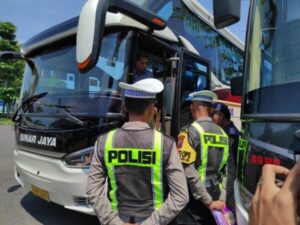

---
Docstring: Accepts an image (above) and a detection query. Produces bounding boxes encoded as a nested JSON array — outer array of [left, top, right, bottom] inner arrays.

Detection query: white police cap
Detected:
[[188, 90, 217, 103], [119, 78, 164, 99]]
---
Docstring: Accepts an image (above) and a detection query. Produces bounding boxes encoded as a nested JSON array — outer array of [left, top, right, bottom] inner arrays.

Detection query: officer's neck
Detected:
[[128, 114, 149, 123], [194, 111, 210, 121]]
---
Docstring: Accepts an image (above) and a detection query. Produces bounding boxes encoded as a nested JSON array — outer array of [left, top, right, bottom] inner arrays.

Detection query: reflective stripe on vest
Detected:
[[192, 122, 229, 184], [104, 129, 163, 211]]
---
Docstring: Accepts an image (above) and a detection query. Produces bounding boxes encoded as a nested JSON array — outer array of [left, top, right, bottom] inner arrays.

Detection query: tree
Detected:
[[0, 21, 24, 114]]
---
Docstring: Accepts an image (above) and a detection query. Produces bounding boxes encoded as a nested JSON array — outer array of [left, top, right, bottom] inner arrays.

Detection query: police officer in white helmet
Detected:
[[177, 90, 229, 225], [87, 78, 189, 225]]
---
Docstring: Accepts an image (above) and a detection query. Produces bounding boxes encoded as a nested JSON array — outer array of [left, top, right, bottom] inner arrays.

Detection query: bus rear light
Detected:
[[250, 154, 281, 166]]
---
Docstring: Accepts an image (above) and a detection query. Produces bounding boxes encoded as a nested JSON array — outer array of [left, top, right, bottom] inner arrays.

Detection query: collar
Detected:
[[196, 117, 212, 122], [224, 121, 233, 128], [121, 121, 151, 130]]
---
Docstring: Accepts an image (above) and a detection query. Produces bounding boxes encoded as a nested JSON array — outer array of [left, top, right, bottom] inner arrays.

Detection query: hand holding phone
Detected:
[[249, 163, 300, 225]]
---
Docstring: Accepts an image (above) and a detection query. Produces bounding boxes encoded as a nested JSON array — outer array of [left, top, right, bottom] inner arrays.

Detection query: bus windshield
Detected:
[[128, 0, 174, 20], [128, 0, 150, 6], [243, 0, 300, 115], [20, 31, 131, 116]]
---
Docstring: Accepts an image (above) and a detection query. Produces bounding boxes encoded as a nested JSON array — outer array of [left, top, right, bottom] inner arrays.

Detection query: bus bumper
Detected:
[[234, 180, 249, 225], [14, 149, 95, 215]]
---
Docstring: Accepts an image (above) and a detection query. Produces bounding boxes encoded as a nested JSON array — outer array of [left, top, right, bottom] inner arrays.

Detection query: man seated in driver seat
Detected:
[[132, 52, 153, 83]]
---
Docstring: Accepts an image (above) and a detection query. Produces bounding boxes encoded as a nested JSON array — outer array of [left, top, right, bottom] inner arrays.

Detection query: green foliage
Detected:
[[0, 87, 16, 102], [0, 21, 16, 42], [0, 118, 12, 125], [0, 39, 18, 51], [0, 21, 24, 113]]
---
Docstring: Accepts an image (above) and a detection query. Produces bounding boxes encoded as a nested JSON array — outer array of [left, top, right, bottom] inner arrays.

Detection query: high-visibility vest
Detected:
[[192, 122, 229, 184], [104, 129, 164, 211]]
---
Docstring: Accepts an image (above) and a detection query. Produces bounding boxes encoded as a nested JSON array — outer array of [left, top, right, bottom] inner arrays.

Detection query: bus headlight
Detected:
[[63, 147, 94, 168]]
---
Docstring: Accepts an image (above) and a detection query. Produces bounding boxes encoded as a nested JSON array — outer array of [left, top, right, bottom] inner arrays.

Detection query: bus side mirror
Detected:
[[0, 51, 23, 60], [231, 76, 243, 96], [76, 0, 108, 73], [76, 0, 166, 73], [213, 0, 241, 29], [0, 51, 34, 69]]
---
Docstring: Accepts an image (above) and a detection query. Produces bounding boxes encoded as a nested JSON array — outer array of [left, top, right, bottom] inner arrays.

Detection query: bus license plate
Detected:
[[31, 185, 50, 202]]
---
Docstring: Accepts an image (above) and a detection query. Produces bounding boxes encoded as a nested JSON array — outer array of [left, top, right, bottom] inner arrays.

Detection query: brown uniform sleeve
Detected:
[[178, 126, 213, 206], [183, 163, 212, 206], [86, 136, 124, 225], [141, 143, 189, 225]]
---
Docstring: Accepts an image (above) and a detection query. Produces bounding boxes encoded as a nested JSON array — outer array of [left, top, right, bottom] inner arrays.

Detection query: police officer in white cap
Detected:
[[87, 78, 189, 225], [176, 90, 229, 225]]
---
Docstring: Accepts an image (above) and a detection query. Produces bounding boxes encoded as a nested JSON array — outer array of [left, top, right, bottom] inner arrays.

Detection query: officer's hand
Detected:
[[208, 200, 226, 211], [249, 164, 299, 225]]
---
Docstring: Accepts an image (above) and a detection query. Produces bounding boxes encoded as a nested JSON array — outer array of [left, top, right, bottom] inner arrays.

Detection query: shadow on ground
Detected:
[[7, 184, 22, 193], [20, 192, 99, 225]]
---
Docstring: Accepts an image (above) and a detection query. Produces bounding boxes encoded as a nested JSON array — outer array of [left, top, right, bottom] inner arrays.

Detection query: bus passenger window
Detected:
[[197, 75, 207, 91], [179, 53, 210, 128]]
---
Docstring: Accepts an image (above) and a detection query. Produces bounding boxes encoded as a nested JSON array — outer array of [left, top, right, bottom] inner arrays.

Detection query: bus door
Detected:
[[131, 32, 180, 136], [172, 50, 211, 137]]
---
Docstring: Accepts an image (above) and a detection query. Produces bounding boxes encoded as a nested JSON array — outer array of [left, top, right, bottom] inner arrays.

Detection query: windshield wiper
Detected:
[[12, 92, 48, 122], [44, 103, 87, 127]]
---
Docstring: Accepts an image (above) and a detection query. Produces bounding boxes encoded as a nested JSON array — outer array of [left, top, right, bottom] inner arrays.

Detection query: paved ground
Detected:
[[0, 125, 99, 225]]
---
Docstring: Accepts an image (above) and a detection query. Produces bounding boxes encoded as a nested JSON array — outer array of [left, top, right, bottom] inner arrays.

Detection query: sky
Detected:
[[0, 0, 250, 44], [199, 0, 250, 42]]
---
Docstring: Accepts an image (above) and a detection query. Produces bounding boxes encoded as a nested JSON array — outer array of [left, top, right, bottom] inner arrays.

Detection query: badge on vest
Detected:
[[203, 134, 228, 145], [107, 149, 156, 165], [177, 131, 196, 164]]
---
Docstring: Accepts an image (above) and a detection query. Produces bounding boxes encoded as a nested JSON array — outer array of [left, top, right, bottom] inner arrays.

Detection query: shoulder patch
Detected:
[[177, 131, 196, 164], [229, 127, 235, 134], [228, 126, 239, 135]]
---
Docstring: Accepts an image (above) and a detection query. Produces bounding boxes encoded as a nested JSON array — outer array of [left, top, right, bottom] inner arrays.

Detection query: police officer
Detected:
[[212, 103, 240, 212], [177, 90, 229, 225], [87, 78, 189, 225]]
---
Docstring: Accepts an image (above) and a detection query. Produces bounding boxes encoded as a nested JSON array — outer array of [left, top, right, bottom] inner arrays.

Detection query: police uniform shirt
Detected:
[[133, 70, 153, 83], [222, 122, 239, 212], [87, 121, 189, 225], [177, 117, 228, 205], [223, 121, 240, 163]]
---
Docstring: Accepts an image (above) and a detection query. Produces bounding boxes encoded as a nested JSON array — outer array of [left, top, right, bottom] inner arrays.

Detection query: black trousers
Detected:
[[119, 215, 178, 225], [176, 185, 221, 225]]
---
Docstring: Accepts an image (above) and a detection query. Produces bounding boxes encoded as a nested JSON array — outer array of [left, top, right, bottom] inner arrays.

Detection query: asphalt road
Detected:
[[0, 125, 99, 225]]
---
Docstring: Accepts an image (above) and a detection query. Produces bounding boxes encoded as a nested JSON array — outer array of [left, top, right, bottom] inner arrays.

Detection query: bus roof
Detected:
[[21, 13, 179, 56], [22, 1, 244, 55]]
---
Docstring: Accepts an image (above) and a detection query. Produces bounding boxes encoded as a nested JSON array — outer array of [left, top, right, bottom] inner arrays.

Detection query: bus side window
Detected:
[[179, 53, 210, 128], [197, 75, 207, 91]]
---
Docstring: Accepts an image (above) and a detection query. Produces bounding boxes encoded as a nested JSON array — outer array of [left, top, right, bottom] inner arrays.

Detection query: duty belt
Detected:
[[205, 174, 222, 188]]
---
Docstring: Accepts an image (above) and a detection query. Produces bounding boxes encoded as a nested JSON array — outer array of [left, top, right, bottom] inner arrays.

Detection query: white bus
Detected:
[[225, 0, 300, 224], [2, 0, 243, 214]]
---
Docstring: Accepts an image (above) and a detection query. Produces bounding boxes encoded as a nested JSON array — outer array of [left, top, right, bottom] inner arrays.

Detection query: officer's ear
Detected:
[[144, 102, 154, 116], [190, 103, 194, 113], [151, 102, 157, 115]]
